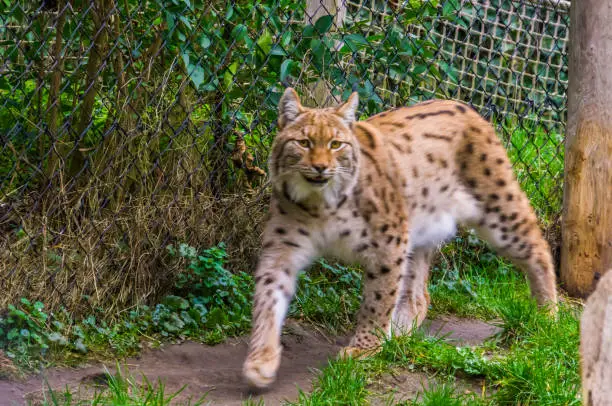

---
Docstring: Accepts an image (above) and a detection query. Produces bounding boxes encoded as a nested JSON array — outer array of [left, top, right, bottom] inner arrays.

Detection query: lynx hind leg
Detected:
[[392, 247, 434, 334], [459, 132, 557, 310], [342, 243, 410, 358]]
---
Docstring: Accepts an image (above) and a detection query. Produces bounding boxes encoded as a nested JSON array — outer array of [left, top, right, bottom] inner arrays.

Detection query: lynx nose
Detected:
[[312, 164, 327, 173]]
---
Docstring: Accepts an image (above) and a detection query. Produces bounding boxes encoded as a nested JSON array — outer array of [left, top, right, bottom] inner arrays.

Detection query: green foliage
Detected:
[[0, 298, 50, 362], [0, 0, 464, 195], [290, 259, 362, 334], [499, 117, 564, 222], [0, 243, 253, 367]]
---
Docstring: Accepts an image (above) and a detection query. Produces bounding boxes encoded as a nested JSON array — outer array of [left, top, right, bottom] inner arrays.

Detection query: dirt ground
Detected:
[[0, 317, 501, 406]]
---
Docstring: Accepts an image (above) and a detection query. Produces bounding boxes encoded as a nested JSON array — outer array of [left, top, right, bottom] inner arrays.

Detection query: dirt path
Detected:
[[0, 317, 502, 405]]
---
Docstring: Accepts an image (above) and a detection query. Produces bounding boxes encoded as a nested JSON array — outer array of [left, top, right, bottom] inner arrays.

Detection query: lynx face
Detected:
[[268, 89, 360, 205], [242, 87, 558, 390]]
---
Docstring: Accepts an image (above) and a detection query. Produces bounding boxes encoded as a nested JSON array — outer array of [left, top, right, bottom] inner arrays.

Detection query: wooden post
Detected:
[[562, 0, 612, 297], [303, 0, 347, 107], [306, 0, 346, 31], [581, 270, 612, 405]]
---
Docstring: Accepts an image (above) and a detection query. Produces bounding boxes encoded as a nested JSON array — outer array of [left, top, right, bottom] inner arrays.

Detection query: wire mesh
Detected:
[[0, 0, 568, 312]]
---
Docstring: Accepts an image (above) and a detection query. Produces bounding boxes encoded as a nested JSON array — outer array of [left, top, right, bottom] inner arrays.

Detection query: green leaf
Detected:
[[7, 329, 19, 340], [413, 65, 427, 75], [181, 52, 190, 70], [178, 15, 192, 30], [269, 45, 287, 56], [344, 33, 369, 51], [199, 34, 211, 49], [256, 30, 273, 55], [314, 15, 334, 34], [280, 59, 293, 81], [163, 295, 190, 310], [231, 24, 247, 41], [225, 4, 234, 20], [442, 0, 458, 17], [303, 24, 315, 38], [188, 64, 205, 89]]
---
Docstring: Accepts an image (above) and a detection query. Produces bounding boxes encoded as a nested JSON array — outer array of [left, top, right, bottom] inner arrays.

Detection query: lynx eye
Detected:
[[297, 139, 310, 148], [330, 140, 342, 149]]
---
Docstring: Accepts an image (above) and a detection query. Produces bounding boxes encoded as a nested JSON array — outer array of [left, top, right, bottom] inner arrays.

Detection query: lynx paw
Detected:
[[242, 346, 282, 389]]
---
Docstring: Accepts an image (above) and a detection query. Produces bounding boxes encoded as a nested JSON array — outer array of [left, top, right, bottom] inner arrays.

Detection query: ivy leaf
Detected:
[[231, 24, 247, 41], [413, 65, 427, 75], [314, 15, 334, 34], [181, 51, 190, 69], [280, 59, 293, 81], [344, 33, 368, 51], [188, 63, 205, 89], [199, 34, 211, 49], [179, 15, 192, 30]]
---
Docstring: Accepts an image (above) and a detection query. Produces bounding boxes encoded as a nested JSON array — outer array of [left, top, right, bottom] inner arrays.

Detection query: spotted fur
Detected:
[[242, 88, 558, 388]]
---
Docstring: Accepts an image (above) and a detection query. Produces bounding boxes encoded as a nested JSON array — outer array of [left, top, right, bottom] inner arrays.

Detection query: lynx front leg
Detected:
[[243, 242, 313, 389]]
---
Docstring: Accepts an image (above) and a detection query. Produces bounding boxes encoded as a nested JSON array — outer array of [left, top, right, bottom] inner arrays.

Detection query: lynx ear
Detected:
[[335, 92, 359, 125], [278, 87, 304, 130]]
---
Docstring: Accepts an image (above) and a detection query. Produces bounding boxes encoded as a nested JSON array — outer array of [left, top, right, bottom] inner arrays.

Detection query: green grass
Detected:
[[38, 364, 207, 406], [4, 238, 581, 405], [291, 239, 581, 405]]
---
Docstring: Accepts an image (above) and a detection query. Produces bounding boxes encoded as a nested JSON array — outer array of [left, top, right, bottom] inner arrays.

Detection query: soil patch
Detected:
[[422, 315, 503, 346], [0, 317, 502, 405]]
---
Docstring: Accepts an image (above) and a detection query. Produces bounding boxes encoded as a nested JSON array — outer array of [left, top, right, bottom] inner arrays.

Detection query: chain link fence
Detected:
[[0, 0, 568, 313]]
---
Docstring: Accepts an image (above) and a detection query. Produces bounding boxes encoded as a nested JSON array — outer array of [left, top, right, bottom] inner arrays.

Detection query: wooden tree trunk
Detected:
[[303, 0, 346, 107], [69, 0, 111, 179], [581, 269, 612, 405], [45, 0, 66, 180], [562, 0, 612, 297]]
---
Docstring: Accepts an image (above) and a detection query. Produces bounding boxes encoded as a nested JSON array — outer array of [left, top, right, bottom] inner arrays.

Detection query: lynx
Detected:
[[242, 88, 557, 388]]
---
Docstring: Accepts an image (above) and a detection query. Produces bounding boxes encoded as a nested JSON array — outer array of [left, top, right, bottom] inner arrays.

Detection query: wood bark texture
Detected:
[[562, 0, 612, 297], [581, 269, 612, 405]]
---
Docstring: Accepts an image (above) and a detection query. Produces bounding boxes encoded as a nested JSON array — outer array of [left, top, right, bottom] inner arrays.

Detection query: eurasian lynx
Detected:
[[242, 88, 557, 388]]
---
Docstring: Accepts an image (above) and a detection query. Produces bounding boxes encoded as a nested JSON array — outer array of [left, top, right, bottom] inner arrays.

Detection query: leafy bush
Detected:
[[165, 242, 253, 337], [0, 243, 254, 367]]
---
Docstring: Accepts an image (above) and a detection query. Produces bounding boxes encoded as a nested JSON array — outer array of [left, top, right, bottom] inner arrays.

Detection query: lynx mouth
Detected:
[[303, 174, 329, 185]]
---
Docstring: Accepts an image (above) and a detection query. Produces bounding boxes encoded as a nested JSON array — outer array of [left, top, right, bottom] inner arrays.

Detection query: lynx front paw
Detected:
[[242, 345, 282, 389], [338, 345, 380, 359]]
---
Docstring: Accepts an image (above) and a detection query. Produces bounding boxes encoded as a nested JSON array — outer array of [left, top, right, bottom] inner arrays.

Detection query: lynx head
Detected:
[[269, 88, 360, 204]]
